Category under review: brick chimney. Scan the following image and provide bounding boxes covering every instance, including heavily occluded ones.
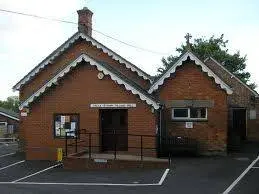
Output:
[77,7,93,36]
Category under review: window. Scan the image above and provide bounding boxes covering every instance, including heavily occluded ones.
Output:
[249,109,256,120]
[173,108,189,119]
[0,122,7,126]
[172,108,207,120]
[7,125,14,134]
[54,114,79,138]
[190,108,207,118]
[0,122,7,133]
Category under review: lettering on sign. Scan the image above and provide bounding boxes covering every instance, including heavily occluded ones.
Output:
[90,104,136,108]
[94,159,108,163]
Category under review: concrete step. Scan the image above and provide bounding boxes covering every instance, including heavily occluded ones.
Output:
[63,155,169,170]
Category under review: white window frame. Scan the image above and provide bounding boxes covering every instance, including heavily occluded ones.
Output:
[172,108,189,120]
[0,122,7,126]
[7,125,14,134]
[172,108,208,121]
[249,109,256,120]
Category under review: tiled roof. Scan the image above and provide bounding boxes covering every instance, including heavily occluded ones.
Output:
[204,57,258,97]
[0,107,19,121]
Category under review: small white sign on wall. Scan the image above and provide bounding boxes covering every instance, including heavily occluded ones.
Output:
[249,109,256,120]
[21,108,29,117]
[185,122,193,128]
[21,112,27,117]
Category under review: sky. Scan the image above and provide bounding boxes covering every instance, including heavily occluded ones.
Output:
[0,0,259,100]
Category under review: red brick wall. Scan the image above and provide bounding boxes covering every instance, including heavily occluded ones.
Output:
[205,59,259,142]
[158,62,228,154]
[20,39,149,102]
[20,63,156,160]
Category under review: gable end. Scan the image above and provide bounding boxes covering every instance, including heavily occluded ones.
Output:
[13,32,151,91]
[148,51,233,95]
[19,54,159,110]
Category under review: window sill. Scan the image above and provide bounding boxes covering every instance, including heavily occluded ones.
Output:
[54,136,76,139]
[172,119,208,122]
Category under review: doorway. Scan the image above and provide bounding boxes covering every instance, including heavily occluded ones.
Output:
[228,108,247,151]
[100,109,128,151]
[232,109,247,140]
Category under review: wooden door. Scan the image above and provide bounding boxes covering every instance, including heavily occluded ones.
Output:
[228,108,247,151]
[100,109,128,151]
[233,109,246,140]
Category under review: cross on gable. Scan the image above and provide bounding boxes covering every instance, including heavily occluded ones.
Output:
[184,33,192,50]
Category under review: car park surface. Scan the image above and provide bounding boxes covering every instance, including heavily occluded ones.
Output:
[0,142,258,194]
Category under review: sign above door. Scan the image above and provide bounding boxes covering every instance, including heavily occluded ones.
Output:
[90,103,136,108]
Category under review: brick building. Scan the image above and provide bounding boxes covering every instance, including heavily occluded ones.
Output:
[13,7,259,160]
[0,107,19,137]
[205,58,259,149]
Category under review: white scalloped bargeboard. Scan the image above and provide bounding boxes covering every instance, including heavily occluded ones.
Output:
[148,52,233,95]
[14,33,151,91]
[19,54,159,110]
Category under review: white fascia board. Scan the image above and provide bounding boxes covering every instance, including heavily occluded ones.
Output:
[204,57,258,97]
[13,33,81,91]
[13,33,151,91]
[148,51,233,95]
[0,112,19,121]
[19,54,159,110]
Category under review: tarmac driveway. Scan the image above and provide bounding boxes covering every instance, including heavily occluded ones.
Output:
[0,142,258,194]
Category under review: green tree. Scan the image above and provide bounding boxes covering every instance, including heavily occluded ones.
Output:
[0,96,19,112]
[157,34,256,89]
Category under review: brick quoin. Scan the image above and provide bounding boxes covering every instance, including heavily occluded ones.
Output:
[158,61,228,154]
[21,62,156,160]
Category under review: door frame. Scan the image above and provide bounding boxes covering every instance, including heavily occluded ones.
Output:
[99,109,128,151]
[231,107,247,139]
[227,107,247,151]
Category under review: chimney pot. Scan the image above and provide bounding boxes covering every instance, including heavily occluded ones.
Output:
[77,7,93,36]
